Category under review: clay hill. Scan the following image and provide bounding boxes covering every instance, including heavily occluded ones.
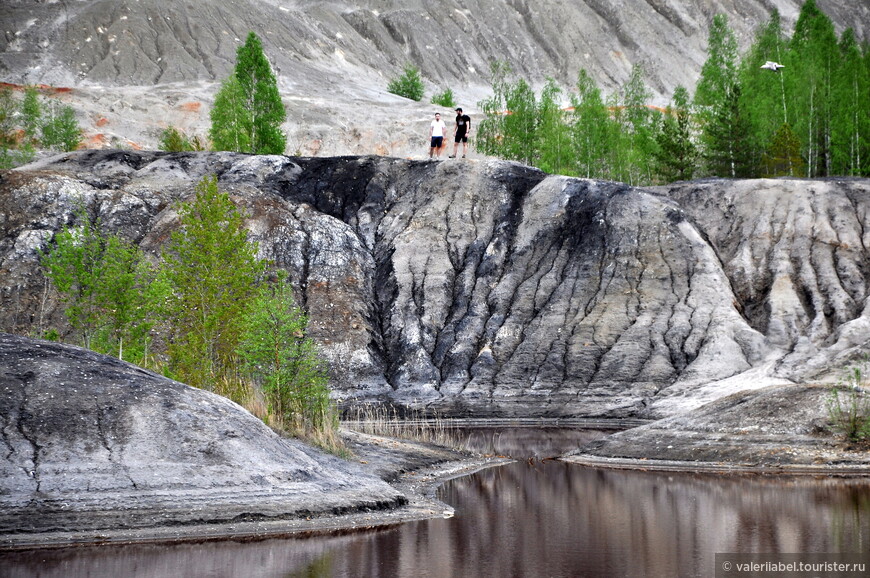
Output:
[3,150,870,419]
[4,0,870,545]
[1,0,868,155]
[0,331,405,541]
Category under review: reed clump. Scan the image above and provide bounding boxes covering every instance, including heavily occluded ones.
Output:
[343,403,467,450]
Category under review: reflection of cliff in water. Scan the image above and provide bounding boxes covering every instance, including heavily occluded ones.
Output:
[454,425,613,457]
[3,428,869,577]
[432,462,870,577]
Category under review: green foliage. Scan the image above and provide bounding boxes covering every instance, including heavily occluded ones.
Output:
[537,79,572,175]
[387,64,425,102]
[476,62,540,166]
[21,86,42,143]
[618,63,658,185]
[161,175,266,390]
[702,84,755,177]
[41,328,60,342]
[39,176,339,444]
[0,86,16,145]
[501,78,538,165]
[210,31,286,154]
[695,14,739,110]
[831,29,869,176]
[695,14,747,177]
[738,10,790,168]
[0,144,35,170]
[41,102,82,152]
[570,69,615,178]
[430,88,456,108]
[0,86,82,166]
[209,75,251,153]
[654,86,697,182]
[41,207,159,363]
[788,0,840,177]
[0,87,34,168]
[218,8,870,180]
[762,122,804,177]
[236,32,287,154]
[237,273,336,438]
[827,362,870,442]
[159,125,204,152]
[476,62,665,182]
[476,61,513,159]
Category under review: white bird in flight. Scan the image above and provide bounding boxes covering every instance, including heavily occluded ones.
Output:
[760,61,785,71]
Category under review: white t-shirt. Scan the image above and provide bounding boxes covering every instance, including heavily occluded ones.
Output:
[431,119,446,137]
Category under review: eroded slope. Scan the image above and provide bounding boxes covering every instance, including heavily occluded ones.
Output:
[7,152,859,418]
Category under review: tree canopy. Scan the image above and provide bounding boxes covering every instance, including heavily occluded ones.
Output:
[472,2,870,183]
[210,32,286,155]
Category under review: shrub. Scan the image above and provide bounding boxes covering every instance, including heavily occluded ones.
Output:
[387,64,425,101]
[41,102,83,152]
[159,125,204,152]
[431,88,456,108]
[237,273,338,445]
[827,363,870,442]
[41,207,161,362]
[0,85,83,165]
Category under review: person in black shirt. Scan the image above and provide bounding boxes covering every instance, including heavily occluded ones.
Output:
[449,108,471,158]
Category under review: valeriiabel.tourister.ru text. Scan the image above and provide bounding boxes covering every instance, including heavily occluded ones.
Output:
[715,553,868,577]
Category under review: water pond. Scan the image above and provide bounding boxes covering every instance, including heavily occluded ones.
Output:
[4,427,870,577]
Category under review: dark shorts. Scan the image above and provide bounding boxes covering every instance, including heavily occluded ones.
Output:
[454,132,468,143]
[430,136,444,148]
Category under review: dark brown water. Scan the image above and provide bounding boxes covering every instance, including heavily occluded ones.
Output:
[4,427,870,578]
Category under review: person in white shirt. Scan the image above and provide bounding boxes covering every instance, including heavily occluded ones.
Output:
[429,113,447,158]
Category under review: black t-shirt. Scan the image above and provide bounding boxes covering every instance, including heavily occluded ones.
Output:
[455,114,471,135]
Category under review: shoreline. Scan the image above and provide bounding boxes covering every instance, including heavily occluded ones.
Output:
[0,432,511,552]
[7,415,870,551]
[564,453,870,476]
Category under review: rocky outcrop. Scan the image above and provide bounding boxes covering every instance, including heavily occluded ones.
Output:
[0,331,404,539]
[566,384,870,473]
[4,152,870,419]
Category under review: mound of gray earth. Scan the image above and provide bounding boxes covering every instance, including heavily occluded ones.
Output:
[4,0,867,94]
[567,384,870,473]
[0,332,404,540]
[0,151,870,419]
[1,0,867,155]
[4,152,870,420]
[0,150,779,419]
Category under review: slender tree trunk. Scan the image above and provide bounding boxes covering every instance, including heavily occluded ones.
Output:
[807,86,815,178]
[779,72,788,127]
[853,78,860,176]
